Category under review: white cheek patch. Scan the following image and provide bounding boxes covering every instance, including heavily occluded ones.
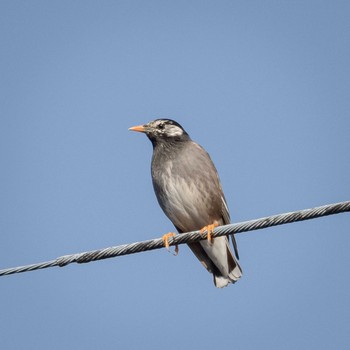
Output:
[166,125,183,137]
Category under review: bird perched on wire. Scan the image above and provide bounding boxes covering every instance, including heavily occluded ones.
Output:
[129,119,242,288]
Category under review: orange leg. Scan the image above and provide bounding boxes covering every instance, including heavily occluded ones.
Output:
[162,232,179,255]
[200,222,219,243]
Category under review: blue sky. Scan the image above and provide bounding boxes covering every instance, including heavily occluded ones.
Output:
[1,1,349,349]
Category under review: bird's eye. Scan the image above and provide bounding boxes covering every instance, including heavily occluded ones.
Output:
[158,123,165,130]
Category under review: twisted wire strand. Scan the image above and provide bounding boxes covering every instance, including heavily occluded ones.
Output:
[1,200,349,277]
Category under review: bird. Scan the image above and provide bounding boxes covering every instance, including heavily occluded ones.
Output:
[129,119,242,287]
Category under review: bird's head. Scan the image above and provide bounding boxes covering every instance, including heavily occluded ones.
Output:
[129,119,190,145]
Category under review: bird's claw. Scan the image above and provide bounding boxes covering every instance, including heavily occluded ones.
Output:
[162,232,179,256]
[200,222,219,243]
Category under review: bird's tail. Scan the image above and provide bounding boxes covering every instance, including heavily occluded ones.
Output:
[205,236,243,288]
[188,236,242,288]
[213,252,242,288]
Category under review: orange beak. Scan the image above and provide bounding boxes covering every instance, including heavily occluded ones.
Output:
[129,125,146,133]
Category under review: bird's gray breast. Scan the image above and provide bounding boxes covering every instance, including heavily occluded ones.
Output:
[151,141,223,232]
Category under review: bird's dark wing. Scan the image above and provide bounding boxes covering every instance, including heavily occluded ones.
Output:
[221,194,239,260]
[192,142,240,260]
[217,167,239,259]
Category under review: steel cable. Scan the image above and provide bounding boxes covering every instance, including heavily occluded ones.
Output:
[0,200,349,277]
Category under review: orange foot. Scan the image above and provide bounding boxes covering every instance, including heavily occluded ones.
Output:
[200,222,219,243]
[162,232,179,256]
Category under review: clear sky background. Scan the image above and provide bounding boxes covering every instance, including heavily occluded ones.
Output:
[1,1,349,349]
